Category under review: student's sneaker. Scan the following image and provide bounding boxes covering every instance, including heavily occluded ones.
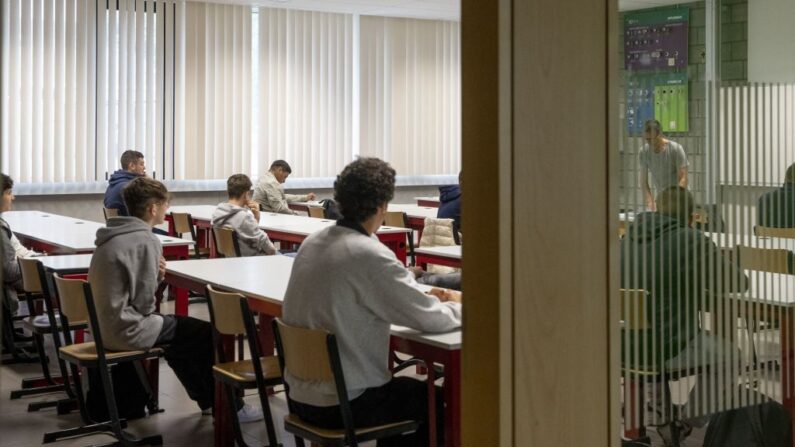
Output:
[237,404,263,423]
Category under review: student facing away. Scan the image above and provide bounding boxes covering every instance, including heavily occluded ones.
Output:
[212,174,278,256]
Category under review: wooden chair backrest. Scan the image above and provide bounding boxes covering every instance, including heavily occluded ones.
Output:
[213,227,240,258]
[17,257,44,293]
[171,212,193,236]
[756,226,795,239]
[274,318,334,382]
[620,289,649,331]
[52,274,88,323]
[103,207,119,221]
[307,207,325,219]
[206,286,246,336]
[384,211,407,228]
[738,245,791,274]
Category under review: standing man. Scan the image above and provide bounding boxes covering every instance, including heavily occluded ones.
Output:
[104,150,146,216]
[757,162,795,229]
[639,120,688,211]
[253,160,316,215]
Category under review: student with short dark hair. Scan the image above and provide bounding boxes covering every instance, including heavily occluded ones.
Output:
[1,173,23,315]
[252,160,316,214]
[212,174,277,256]
[89,177,262,421]
[283,157,461,446]
[757,163,795,228]
[103,150,146,215]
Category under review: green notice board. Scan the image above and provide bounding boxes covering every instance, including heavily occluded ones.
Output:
[653,73,688,133]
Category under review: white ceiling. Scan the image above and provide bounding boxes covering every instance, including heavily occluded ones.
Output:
[183,0,687,21]
[184,0,460,21]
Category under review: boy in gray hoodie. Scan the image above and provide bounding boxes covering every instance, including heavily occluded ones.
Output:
[212,174,277,256]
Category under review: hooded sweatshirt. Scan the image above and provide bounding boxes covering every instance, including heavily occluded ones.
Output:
[620,212,748,367]
[211,203,277,256]
[88,217,164,351]
[757,182,795,228]
[103,170,142,216]
[437,185,462,232]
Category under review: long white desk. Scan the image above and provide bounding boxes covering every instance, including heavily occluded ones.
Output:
[709,232,795,252]
[163,256,461,447]
[2,211,193,257]
[415,245,462,269]
[167,205,411,264]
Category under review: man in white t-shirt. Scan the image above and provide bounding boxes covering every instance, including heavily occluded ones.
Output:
[639,119,688,211]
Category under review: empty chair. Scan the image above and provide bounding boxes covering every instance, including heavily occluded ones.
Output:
[272,318,423,447]
[206,285,282,447]
[737,246,793,274]
[44,274,163,446]
[170,212,210,259]
[308,206,325,219]
[213,226,242,258]
[103,207,119,222]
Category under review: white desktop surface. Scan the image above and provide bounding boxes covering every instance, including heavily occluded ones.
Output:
[415,196,440,203]
[726,271,795,307]
[414,245,462,259]
[165,255,461,349]
[709,232,795,252]
[38,254,94,272]
[3,211,192,252]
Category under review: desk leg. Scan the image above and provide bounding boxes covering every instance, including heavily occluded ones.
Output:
[623,377,645,439]
[781,309,795,447]
[174,287,189,317]
[257,314,275,356]
[444,350,461,447]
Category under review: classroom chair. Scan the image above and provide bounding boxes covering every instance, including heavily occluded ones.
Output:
[103,207,119,222]
[384,211,416,266]
[272,318,424,447]
[737,245,793,274]
[11,258,81,413]
[206,285,282,447]
[1,287,39,364]
[308,206,325,219]
[170,212,210,259]
[620,288,709,447]
[213,226,242,258]
[755,226,795,239]
[43,275,163,446]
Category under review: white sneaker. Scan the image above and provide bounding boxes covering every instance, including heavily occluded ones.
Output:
[237,404,263,423]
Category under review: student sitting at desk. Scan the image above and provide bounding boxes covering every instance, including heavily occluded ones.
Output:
[89,177,263,422]
[437,170,462,234]
[212,174,278,256]
[104,150,146,216]
[283,157,462,447]
[757,162,795,229]
[1,173,23,315]
[253,160,316,215]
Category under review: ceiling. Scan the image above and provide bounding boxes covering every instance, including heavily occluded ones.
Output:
[184,0,689,21]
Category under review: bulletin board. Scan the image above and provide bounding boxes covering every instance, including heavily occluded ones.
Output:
[624,8,689,71]
[626,72,689,135]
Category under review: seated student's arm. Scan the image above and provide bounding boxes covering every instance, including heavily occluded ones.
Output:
[263,182,297,215]
[285,192,316,203]
[1,230,22,285]
[362,255,462,333]
[239,211,277,255]
[10,233,41,258]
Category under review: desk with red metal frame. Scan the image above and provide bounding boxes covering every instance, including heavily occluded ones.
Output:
[415,245,462,270]
[163,256,462,447]
[388,204,439,243]
[415,196,440,208]
[167,205,411,264]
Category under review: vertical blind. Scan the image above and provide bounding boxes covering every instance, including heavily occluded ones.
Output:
[359,16,461,176]
[256,8,354,178]
[175,2,251,180]
[1,1,461,184]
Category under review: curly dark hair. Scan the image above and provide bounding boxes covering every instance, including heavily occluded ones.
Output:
[1,173,12,193]
[334,157,396,222]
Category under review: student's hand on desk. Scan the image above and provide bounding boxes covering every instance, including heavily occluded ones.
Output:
[158,255,166,282]
[428,288,462,304]
[307,192,317,201]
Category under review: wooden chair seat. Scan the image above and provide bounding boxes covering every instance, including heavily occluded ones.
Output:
[284,414,419,444]
[59,343,163,366]
[212,356,281,385]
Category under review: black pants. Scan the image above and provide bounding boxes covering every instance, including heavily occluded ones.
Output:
[156,315,215,410]
[291,377,444,447]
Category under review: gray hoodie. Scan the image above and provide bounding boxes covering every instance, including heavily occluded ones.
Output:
[88,217,164,351]
[211,203,277,256]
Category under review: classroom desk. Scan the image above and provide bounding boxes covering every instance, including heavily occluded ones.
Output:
[709,232,795,252]
[2,211,193,260]
[415,245,462,269]
[415,196,440,208]
[167,205,411,264]
[163,256,462,447]
[388,204,439,241]
[287,200,321,214]
[725,272,795,447]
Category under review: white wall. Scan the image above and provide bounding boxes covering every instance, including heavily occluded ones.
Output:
[748,0,795,83]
